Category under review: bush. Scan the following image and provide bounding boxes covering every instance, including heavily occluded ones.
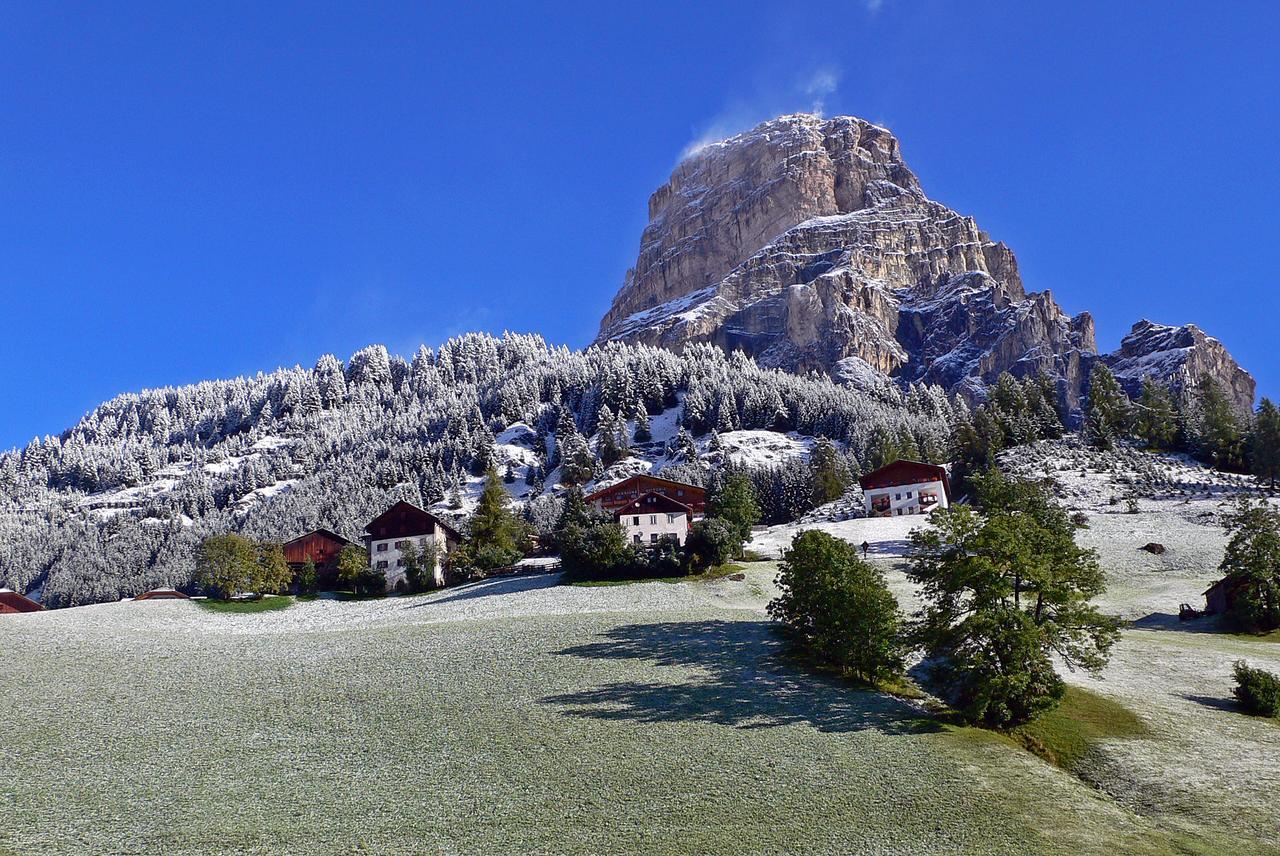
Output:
[295,558,318,595]
[1233,660,1280,717]
[683,518,739,574]
[768,530,903,683]
[559,521,640,583]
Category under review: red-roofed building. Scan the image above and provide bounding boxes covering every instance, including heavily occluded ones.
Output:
[134,588,190,601]
[858,460,951,517]
[0,588,44,614]
[283,528,353,589]
[614,491,695,546]
[587,474,706,516]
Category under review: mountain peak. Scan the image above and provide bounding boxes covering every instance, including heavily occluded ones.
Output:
[595,114,1254,419]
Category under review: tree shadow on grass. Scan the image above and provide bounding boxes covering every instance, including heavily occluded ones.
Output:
[1130,612,1224,633]
[404,572,561,607]
[1180,693,1240,714]
[543,619,941,735]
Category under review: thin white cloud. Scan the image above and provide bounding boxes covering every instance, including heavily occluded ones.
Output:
[863,0,886,13]
[679,65,846,162]
[803,67,841,116]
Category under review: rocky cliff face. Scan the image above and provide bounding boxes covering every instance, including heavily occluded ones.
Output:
[1103,320,1256,413]
[595,114,1253,417]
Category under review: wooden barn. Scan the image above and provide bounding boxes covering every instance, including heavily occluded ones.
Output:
[134,588,190,601]
[859,459,951,518]
[1203,575,1251,616]
[0,588,44,614]
[283,528,353,588]
[587,474,706,516]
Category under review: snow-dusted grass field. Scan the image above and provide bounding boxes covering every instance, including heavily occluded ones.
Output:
[3,440,1279,854]
[0,572,1238,856]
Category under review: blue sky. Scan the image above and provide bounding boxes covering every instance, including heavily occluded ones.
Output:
[1,1,1277,450]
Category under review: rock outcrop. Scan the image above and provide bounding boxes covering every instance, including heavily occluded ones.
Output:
[1103,320,1255,413]
[595,114,1252,417]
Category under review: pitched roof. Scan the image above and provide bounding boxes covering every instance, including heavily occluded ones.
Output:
[613,491,694,518]
[0,588,44,612]
[586,473,705,502]
[134,588,190,601]
[858,459,951,499]
[283,528,353,548]
[364,500,462,542]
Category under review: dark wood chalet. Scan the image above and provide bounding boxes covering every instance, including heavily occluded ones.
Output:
[586,474,706,515]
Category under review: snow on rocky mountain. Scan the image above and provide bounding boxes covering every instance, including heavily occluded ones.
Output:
[596,113,1255,417]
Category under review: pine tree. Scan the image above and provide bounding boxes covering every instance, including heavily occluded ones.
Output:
[1192,377,1246,471]
[707,471,761,544]
[596,404,622,468]
[810,438,852,506]
[1134,379,1179,450]
[673,427,698,464]
[1250,398,1280,488]
[634,405,652,444]
[1084,363,1132,450]
[455,467,527,574]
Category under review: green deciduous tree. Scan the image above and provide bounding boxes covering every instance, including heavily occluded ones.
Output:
[198,534,292,599]
[337,543,382,595]
[907,473,1120,727]
[256,541,293,595]
[197,533,259,600]
[559,518,637,583]
[769,530,903,683]
[296,556,318,595]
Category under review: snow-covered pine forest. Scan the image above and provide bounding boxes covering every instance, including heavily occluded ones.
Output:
[0,333,1008,607]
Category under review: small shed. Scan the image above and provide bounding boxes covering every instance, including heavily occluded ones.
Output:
[0,588,45,614]
[134,588,190,601]
[1203,575,1249,616]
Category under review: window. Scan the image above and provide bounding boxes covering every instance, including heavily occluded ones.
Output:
[650,533,659,543]
[376,560,388,570]
[677,489,684,496]
[650,515,657,525]
[633,516,640,526]
[396,559,404,567]
[419,538,429,547]
[906,491,913,498]
[395,540,408,549]
[376,543,388,553]
[633,535,642,544]
[668,513,677,524]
